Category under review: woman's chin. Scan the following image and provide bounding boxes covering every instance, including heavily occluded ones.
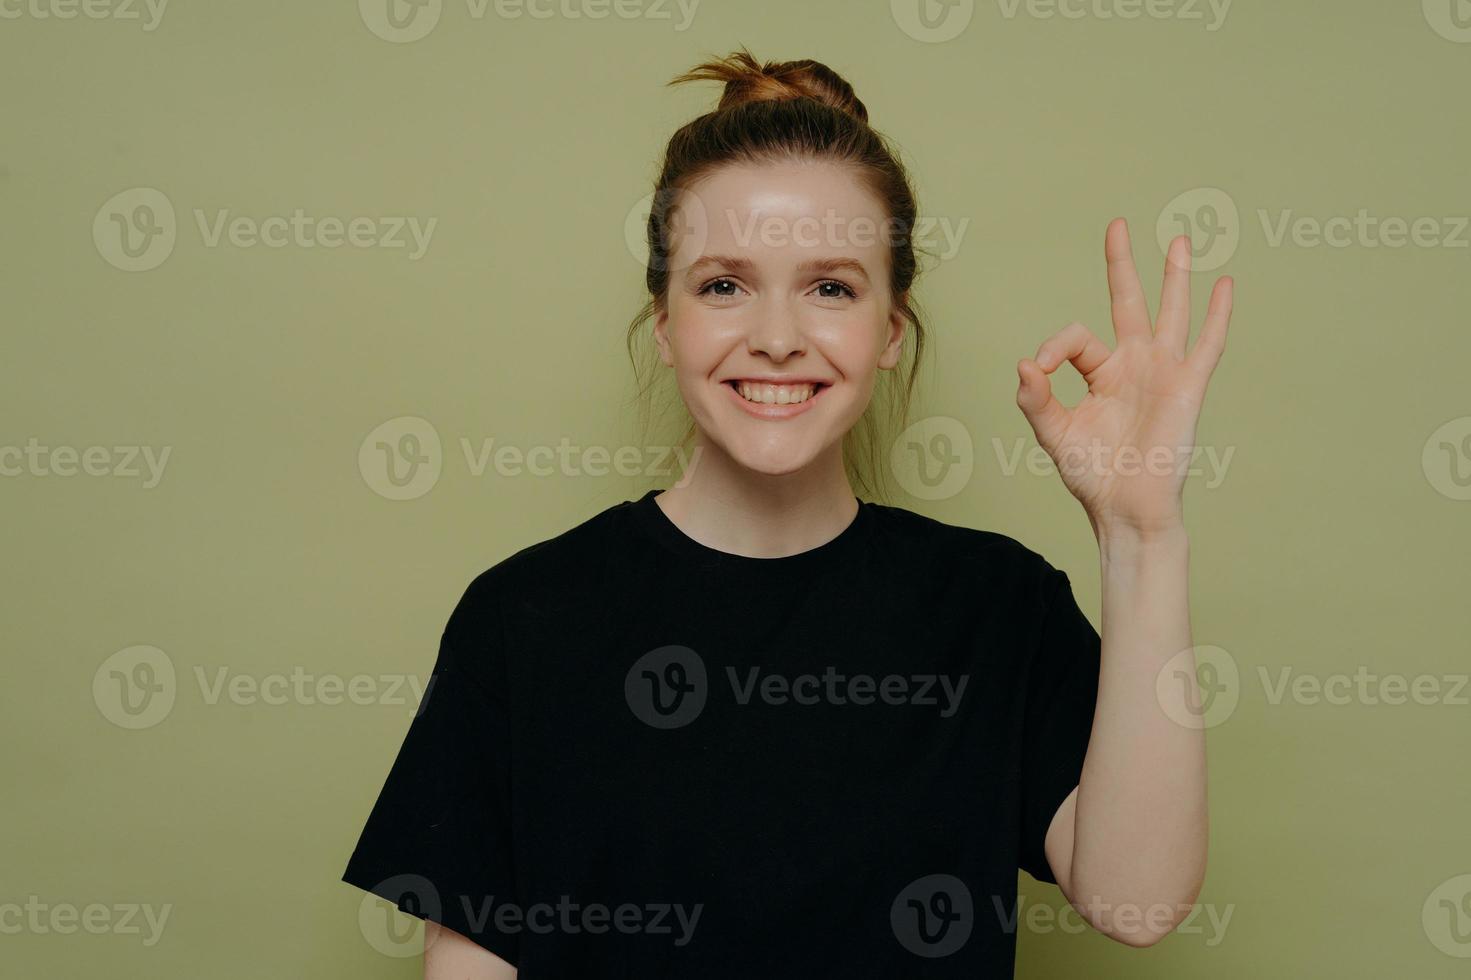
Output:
[722,440,828,478]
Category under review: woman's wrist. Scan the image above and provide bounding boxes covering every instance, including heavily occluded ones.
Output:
[1090,514,1190,565]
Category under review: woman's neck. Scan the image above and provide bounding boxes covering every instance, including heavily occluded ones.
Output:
[652,441,859,559]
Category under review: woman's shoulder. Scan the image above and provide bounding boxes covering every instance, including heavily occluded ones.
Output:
[863,499,1065,585]
[448,495,647,610]
[864,498,1043,558]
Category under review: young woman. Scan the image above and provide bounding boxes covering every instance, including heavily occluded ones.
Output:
[342,47,1229,979]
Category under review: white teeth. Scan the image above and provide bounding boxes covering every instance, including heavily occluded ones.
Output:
[735,382,818,405]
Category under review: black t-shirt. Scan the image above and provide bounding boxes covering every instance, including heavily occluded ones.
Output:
[341,489,1101,977]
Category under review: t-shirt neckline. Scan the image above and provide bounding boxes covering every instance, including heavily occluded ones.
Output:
[630,488,871,574]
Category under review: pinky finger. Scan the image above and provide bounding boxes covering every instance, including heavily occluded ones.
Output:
[1189,276,1234,378]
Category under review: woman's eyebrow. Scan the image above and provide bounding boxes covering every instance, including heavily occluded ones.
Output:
[797,257,870,282]
[685,254,756,280]
[684,254,871,282]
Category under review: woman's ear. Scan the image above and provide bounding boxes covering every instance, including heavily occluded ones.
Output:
[877,301,907,370]
[653,305,674,367]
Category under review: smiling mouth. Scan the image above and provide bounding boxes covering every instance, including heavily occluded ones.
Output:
[726,380,830,405]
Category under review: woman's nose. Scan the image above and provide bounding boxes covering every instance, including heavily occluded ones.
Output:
[745,298,806,360]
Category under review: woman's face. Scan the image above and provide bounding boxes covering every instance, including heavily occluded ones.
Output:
[653,159,907,478]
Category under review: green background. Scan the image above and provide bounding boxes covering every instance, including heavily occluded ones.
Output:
[3,0,1469,976]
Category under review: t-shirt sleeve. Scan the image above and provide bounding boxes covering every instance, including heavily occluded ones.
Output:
[340,578,519,964]
[1017,565,1102,885]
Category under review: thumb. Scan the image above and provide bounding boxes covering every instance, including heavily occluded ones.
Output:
[1015,358,1068,452]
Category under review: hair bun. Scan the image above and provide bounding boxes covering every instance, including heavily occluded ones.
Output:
[669,46,869,124]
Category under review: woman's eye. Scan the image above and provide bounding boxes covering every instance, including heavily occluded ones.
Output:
[698,278,743,298]
[815,280,857,300]
[696,278,856,300]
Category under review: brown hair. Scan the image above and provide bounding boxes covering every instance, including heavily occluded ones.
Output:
[625,46,932,502]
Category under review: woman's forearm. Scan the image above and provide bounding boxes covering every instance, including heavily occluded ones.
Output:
[1067,520,1209,945]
